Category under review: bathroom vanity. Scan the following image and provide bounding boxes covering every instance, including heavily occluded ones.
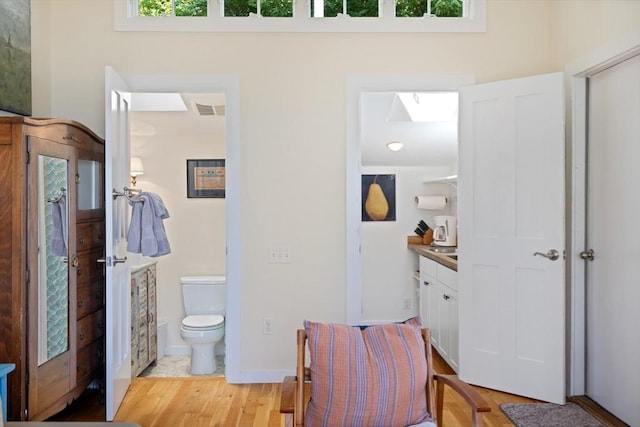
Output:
[130,262,158,377]
[0,118,105,420]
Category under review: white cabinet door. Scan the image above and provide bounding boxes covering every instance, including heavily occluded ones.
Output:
[419,256,437,331]
[419,255,459,372]
[438,283,459,372]
[436,283,451,361]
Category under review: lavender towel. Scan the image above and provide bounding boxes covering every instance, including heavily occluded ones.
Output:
[126,192,171,257]
[50,194,68,256]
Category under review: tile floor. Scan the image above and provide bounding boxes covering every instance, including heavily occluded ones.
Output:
[140,355,225,377]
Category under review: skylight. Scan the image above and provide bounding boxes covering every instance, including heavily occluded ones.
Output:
[387,91,459,122]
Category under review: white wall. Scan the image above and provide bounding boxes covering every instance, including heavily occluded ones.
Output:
[549,0,640,69]
[28,0,639,375]
[129,111,227,355]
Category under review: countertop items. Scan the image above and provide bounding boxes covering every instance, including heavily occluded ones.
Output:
[408,244,458,271]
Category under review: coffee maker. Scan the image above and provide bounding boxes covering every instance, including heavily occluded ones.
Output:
[432,215,457,246]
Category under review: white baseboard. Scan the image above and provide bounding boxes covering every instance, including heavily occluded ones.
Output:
[227,370,295,384]
[161,346,293,383]
[164,345,191,356]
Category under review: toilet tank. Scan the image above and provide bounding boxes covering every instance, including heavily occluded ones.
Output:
[181,276,226,316]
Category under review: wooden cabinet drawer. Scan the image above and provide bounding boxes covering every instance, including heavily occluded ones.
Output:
[76,339,104,380]
[76,249,104,285]
[27,123,100,151]
[77,279,104,319]
[77,309,104,348]
[77,221,105,251]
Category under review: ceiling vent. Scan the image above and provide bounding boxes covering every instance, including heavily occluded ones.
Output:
[195,103,226,116]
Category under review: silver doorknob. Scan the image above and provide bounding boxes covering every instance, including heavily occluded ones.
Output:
[533,249,560,261]
[580,249,595,261]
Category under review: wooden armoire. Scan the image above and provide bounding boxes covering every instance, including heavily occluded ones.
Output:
[0,117,106,421]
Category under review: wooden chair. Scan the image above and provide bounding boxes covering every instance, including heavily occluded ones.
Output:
[280,328,491,427]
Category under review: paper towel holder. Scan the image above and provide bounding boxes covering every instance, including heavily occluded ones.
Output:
[414,195,448,210]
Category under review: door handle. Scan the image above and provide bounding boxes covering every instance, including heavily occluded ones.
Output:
[533,249,559,261]
[96,256,127,266]
[580,249,595,261]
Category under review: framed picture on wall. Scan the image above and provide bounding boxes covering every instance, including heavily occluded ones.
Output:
[361,174,396,221]
[187,159,225,198]
[0,0,32,115]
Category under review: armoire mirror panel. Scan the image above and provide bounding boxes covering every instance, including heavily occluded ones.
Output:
[77,159,104,211]
[37,155,70,366]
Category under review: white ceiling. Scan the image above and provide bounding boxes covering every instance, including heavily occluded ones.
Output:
[130,93,226,139]
[129,91,458,169]
[360,91,458,167]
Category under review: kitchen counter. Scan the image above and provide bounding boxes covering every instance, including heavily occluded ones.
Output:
[408,244,458,271]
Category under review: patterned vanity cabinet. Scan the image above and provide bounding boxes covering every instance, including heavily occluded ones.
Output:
[130,262,158,377]
[0,118,105,420]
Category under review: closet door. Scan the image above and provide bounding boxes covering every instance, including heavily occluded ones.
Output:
[586,54,640,426]
[26,137,77,420]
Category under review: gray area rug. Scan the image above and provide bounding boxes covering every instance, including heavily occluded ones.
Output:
[500,402,603,427]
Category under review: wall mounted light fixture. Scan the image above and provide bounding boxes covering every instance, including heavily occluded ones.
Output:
[130,157,144,186]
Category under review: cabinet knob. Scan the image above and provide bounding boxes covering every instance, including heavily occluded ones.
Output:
[77,299,83,308]
[79,332,85,340]
[443,294,451,301]
[79,235,84,244]
[423,281,431,286]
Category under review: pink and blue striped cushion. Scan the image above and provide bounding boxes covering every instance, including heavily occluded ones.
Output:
[304,317,433,427]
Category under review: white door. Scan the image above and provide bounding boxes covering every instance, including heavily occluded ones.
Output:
[586,54,640,426]
[458,73,565,403]
[104,66,133,420]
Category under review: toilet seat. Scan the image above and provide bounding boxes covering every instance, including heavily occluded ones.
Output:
[182,314,224,331]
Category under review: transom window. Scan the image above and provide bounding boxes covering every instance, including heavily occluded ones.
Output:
[136,0,462,18]
[114,0,485,32]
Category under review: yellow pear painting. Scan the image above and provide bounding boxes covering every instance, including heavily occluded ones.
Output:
[362,174,395,221]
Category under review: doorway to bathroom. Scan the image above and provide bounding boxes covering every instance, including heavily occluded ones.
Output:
[103,70,242,418]
[129,92,228,378]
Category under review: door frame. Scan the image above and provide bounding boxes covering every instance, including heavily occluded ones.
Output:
[346,74,474,325]
[108,72,243,383]
[566,29,640,396]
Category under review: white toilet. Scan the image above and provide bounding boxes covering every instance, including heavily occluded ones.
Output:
[180,275,226,375]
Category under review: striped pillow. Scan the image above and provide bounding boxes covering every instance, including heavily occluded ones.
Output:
[303,317,432,427]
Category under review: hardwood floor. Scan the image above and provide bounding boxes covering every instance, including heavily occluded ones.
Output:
[50,351,627,426]
[115,378,283,427]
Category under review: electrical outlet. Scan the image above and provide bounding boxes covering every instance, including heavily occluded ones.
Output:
[268,248,291,264]
[402,297,411,310]
[263,317,273,335]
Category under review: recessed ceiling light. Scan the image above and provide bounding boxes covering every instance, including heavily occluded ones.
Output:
[386,141,404,152]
